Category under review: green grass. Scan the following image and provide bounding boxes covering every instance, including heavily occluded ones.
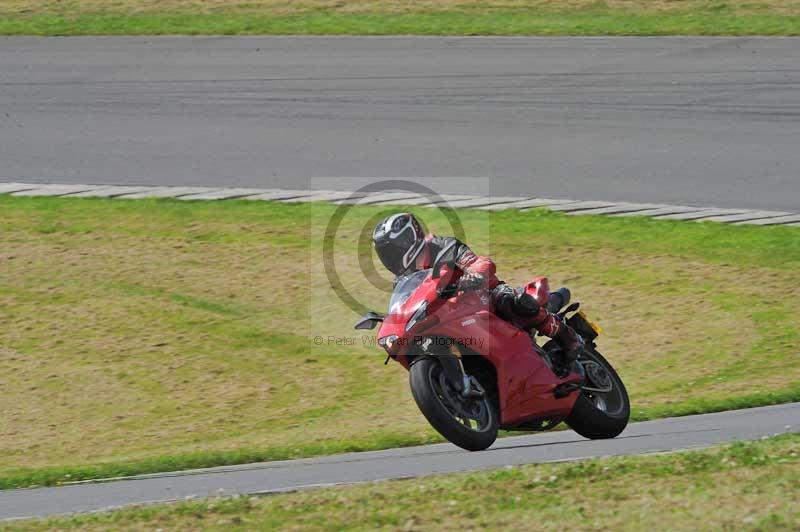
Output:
[0,195,798,490]
[7,433,799,531]
[1,0,799,36]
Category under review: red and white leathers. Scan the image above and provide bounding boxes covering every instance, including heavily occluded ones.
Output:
[413,235,499,287]
[411,235,566,339]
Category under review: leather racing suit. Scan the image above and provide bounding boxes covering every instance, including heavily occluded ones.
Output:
[410,235,584,375]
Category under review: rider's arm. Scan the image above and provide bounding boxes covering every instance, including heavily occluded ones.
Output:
[427,236,499,289]
[455,246,499,289]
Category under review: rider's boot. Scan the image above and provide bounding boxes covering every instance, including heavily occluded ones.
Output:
[513,293,583,377]
[493,286,584,377]
[550,321,585,378]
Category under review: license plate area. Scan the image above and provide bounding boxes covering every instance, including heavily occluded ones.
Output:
[567,310,602,340]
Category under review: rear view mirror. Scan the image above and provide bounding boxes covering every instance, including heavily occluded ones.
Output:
[354,311,385,330]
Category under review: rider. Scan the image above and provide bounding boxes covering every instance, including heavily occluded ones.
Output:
[372,212,584,377]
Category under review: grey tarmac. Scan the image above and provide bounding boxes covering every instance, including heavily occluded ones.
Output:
[1,37,799,211]
[1,403,797,521]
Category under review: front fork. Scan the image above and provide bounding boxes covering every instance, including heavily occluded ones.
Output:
[436,354,485,399]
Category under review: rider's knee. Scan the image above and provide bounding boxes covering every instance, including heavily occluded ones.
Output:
[513,291,541,317]
[491,284,516,321]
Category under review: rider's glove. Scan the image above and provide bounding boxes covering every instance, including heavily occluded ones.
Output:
[458,273,485,291]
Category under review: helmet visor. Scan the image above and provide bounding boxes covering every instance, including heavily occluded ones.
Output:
[375,241,413,276]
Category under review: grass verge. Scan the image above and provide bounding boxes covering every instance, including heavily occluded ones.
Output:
[0,195,798,489]
[6,433,799,531]
[1,0,799,36]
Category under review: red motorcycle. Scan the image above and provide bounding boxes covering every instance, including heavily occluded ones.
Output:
[356,243,630,451]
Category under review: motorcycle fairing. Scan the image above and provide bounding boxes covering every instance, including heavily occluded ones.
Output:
[378,272,578,427]
[427,302,579,426]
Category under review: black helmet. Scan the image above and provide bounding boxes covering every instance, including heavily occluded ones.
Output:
[373,213,425,276]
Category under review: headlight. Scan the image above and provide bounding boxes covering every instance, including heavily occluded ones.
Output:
[378,335,398,350]
[405,301,428,332]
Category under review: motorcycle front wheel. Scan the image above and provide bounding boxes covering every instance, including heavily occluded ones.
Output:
[566,347,630,439]
[409,357,498,451]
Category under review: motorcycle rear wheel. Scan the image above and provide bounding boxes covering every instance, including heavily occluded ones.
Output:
[566,347,630,439]
[409,357,498,451]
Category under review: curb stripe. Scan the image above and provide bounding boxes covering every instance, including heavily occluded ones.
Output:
[735,214,800,226]
[611,205,709,217]
[548,201,620,213]
[176,188,274,201]
[480,198,579,211]
[694,210,794,224]
[12,184,99,197]
[1,183,798,227]
[0,183,40,194]
[437,196,525,208]
[565,203,664,216]
[651,208,751,221]
[69,186,163,198]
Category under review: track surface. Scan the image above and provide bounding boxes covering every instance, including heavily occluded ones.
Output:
[1,36,799,211]
[1,402,797,521]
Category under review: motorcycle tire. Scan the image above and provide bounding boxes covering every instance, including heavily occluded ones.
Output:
[566,347,630,439]
[409,357,498,451]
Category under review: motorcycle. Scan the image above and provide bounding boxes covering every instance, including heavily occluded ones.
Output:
[355,242,630,451]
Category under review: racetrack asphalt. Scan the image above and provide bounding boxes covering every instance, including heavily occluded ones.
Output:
[1,402,797,521]
[1,36,799,211]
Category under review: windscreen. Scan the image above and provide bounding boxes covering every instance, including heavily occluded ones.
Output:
[388,269,431,314]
